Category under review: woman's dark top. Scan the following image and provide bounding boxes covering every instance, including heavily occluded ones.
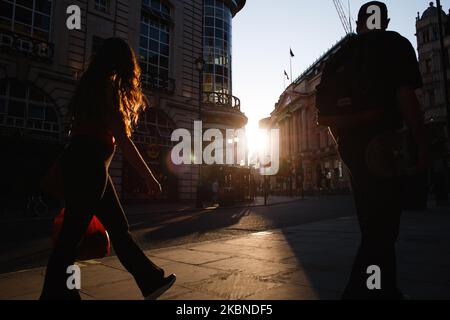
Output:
[71,121,116,146]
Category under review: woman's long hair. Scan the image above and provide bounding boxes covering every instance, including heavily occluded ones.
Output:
[69,37,148,137]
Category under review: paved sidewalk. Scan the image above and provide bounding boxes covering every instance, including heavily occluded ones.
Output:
[0,195,308,275]
[0,195,304,256]
[1,204,449,300]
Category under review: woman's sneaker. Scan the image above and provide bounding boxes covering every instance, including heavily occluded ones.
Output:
[144,274,176,300]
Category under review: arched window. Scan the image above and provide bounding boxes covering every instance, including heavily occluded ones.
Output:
[0,79,60,141]
[133,108,175,148]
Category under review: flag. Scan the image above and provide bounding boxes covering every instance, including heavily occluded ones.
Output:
[290,48,295,58]
[284,70,289,80]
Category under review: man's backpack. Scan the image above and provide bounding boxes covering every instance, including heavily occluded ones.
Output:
[315,33,391,126]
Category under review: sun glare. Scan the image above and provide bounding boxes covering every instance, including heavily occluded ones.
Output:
[245,122,269,163]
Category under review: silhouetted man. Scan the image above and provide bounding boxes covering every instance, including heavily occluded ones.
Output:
[317,1,427,299]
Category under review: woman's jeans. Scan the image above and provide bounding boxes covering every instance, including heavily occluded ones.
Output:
[40,135,163,299]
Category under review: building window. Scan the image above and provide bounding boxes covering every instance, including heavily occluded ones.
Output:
[94,0,110,13]
[425,58,432,74]
[142,0,170,16]
[432,26,439,41]
[0,0,52,41]
[0,79,60,140]
[139,0,171,89]
[203,0,233,96]
[134,108,175,147]
[423,29,430,44]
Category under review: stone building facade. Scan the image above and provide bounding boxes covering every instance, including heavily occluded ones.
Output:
[416,2,450,130]
[261,37,351,194]
[0,0,247,211]
[415,2,450,168]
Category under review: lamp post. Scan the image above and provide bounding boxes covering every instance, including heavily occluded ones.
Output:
[287,159,293,197]
[195,57,205,208]
[195,57,205,120]
[299,159,305,200]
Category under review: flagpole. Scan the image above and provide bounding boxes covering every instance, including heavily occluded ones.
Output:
[289,53,293,84]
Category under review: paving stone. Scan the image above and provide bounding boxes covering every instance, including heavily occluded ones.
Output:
[281,251,355,272]
[5,292,39,300]
[149,248,231,265]
[398,263,450,285]
[202,257,298,277]
[399,278,450,300]
[276,267,348,293]
[100,255,173,271]
[188,272,281,300]
[228,245,297,262]
[248,231,289,242]
[223,237,283,248]
[162,262,222,285]
[167,290,223,300]
[83,278,143,300]
[0,268,45,299]
[78,264,133,289]
[188,242,243,255]
[158,285,192,300]
[6,291,94,300]
[246,284,339,300]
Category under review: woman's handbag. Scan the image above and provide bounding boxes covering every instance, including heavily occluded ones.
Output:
[52,208,111,260]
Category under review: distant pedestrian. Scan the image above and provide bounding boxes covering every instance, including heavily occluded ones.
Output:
[212,179,219,203]
[315,165,323,196]
[317,1,427,299]
[40,38,175,300]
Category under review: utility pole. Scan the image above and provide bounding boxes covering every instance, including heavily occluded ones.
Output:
[195,57,205,208]
[264,175,268,206]
[436,0,450,139]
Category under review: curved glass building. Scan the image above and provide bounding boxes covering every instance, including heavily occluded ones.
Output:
[203,0,245,106]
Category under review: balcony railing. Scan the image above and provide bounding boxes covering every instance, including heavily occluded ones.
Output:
[141,73,175,94]
[0,30,54,63]
[203,92,241,111]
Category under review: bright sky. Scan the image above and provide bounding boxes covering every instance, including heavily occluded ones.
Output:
[233,0,450,156]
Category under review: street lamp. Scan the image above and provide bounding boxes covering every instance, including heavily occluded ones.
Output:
[195,57,205,208]
[195,57,205,120]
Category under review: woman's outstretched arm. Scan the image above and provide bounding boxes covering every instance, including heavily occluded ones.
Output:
[104,82,161,195]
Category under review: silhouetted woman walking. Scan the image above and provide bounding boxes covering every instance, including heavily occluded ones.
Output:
[40,38,175,300]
